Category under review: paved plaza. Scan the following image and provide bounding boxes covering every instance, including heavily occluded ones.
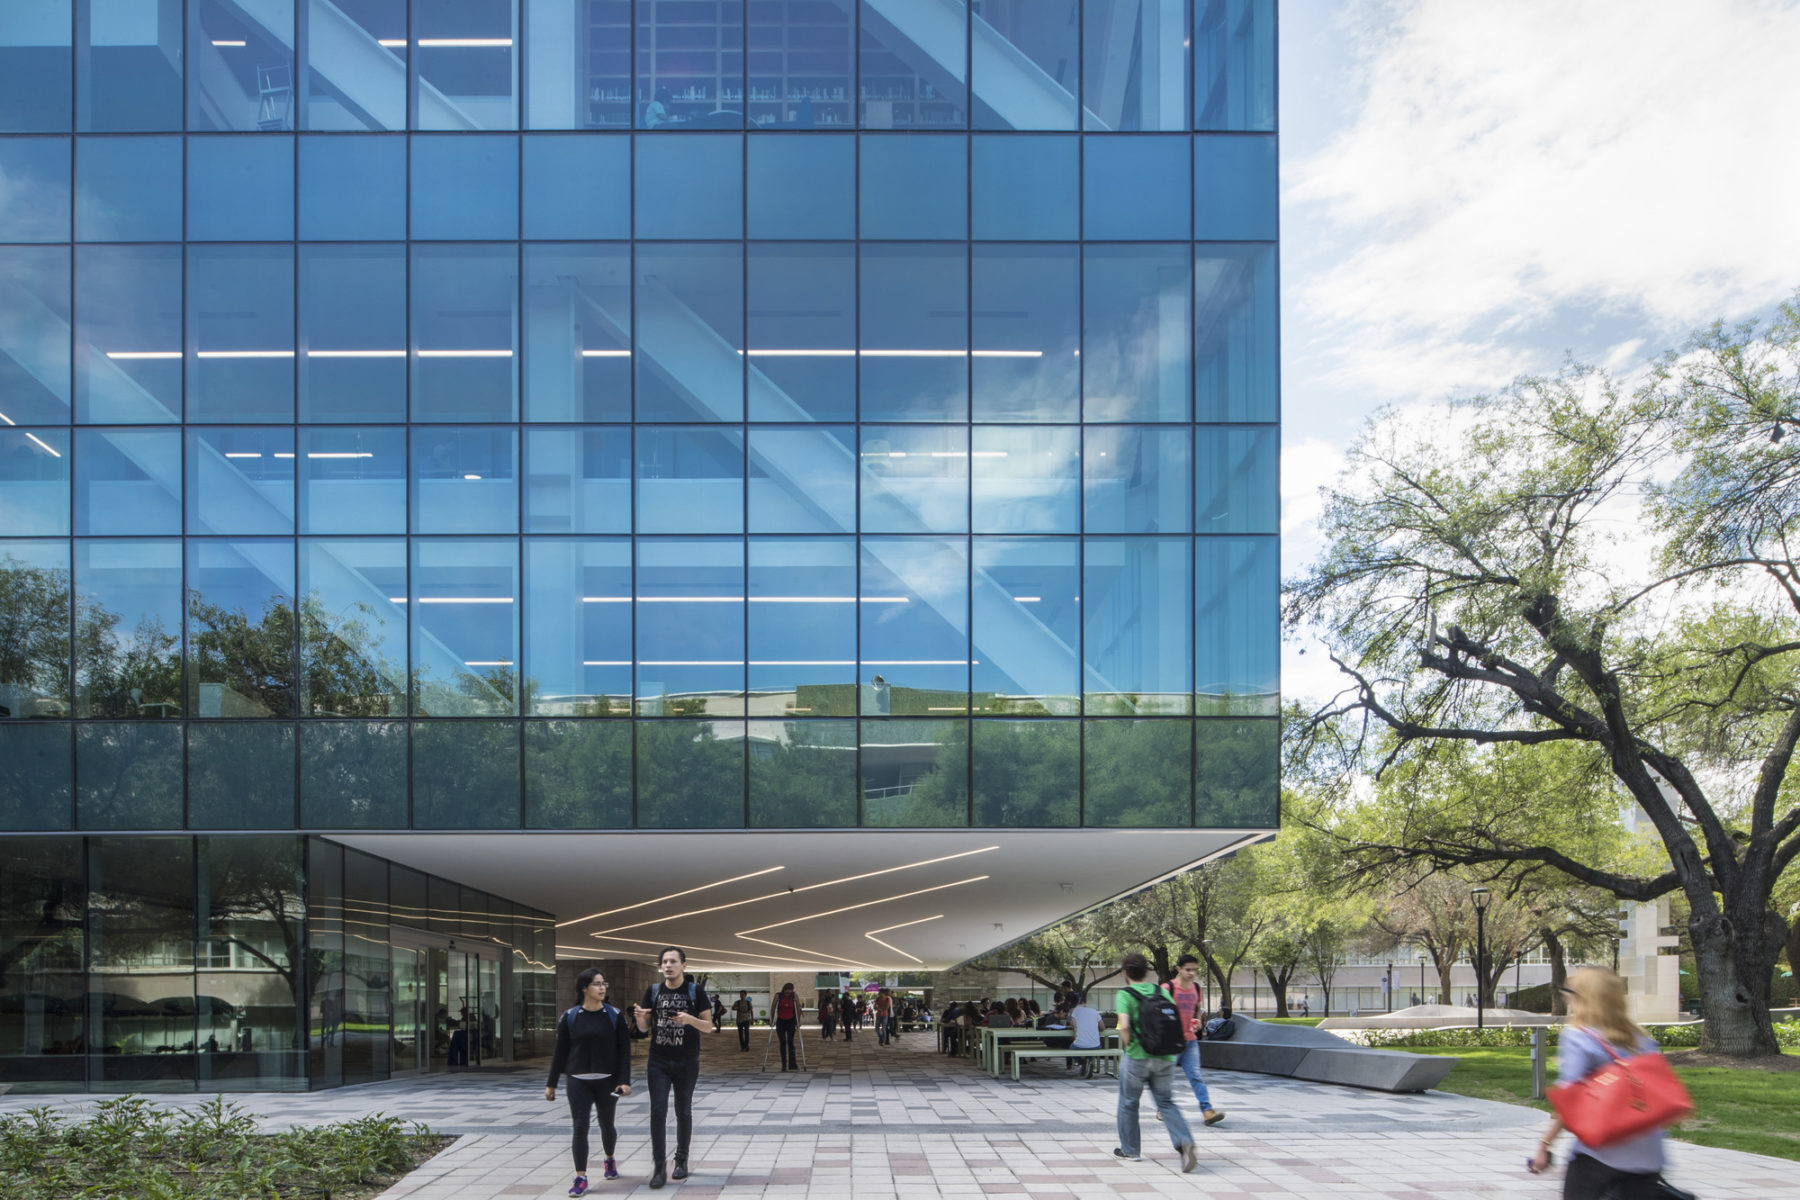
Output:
[2,1030,1788,1199]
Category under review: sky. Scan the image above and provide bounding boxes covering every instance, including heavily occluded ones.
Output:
[1274,0,1800,702]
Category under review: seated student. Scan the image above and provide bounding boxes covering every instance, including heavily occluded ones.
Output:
[1068,992,1104,1075]
[986,1003,1013,1028]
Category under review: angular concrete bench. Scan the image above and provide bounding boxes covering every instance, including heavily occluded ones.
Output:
[1197,1017,1456,1094]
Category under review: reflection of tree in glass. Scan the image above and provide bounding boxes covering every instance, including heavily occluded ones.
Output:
[750,722,856,827]
[203,837,306,1048]
[866,722,968,827]
[1085,720,1190,826]
[0,841,84,1050]
[0,557,72,716]
[637,721,743,829]
[972,722,1078,826]
[526,721,632,828]
[1195,720,1278,827]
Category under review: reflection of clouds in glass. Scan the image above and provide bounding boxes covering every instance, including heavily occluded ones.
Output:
[0,154,68,242]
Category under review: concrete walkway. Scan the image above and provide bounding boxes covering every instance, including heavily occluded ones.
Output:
[2,1030,1788,1198]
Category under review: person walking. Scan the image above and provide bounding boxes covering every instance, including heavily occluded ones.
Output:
[631,947,717,1189]
[874,989,893,1045]
[1162,954,1226,1126]
[819,994,837,1041]
[546,969,633,1197]
[840,991,855,1040]
[773,982,801,1070]
[1528,966,1679,1198]
[732,990,754,1051]
[1113,951,1199,1173]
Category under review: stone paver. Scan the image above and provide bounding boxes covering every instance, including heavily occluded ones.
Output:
[0,1029,1786,1198]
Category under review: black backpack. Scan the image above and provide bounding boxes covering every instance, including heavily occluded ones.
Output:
[1131,985,1186,1057]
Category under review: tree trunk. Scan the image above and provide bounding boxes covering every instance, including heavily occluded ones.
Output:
[1266,972,1290,1017]
[1542,927,1569,1017]
[1692,897,1782,1057]
[1785,915,1800,1007]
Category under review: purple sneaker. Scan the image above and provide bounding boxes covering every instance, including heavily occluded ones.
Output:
[568,1176,589,1197]
[603,1158,620,1181]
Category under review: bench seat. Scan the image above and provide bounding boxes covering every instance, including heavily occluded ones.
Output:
[1009,1046,1121,1081]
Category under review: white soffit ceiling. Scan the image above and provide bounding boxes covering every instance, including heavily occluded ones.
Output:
[332,828,1274,971]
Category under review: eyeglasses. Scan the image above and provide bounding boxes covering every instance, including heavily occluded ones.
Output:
[1556,985,1578,997]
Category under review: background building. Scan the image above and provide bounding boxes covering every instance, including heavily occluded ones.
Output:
[0,0,1279,1090]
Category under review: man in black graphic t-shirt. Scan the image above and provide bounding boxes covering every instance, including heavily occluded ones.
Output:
[632,947,715,1189]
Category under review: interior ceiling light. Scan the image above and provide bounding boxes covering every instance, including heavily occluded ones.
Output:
[25,433,61,458]
[736,876,990,937]
[585,933,865,970]
[416,37,514,47]
[105,351,182,360]
[308,349,406,358]
[416,349,512,357]
[196,350,293,358]
[865,914,942,963]
[210,40,246,46]
[557,865,787,927]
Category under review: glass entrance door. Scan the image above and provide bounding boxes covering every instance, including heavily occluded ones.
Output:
[418,943,501,1072]
[392,947,427,1074]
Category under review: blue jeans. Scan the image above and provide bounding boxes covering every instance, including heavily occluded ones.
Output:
[1116,1053,1193,1157]
[1176,1039,1213,1109]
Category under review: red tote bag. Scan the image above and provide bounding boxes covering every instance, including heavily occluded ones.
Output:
[1547,1035,1694,1148]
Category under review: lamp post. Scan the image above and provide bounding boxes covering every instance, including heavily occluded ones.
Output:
[1471,887,1491,1029]
[1418,952,1427,1007]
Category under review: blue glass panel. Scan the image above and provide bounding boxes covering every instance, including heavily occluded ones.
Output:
[1083,245,1189,422]
[748,243,854,421]
[523,0,612,128]
[302,0,405,131]
[971,1,1076,130]
[188,0,294,131]
[635,243,742,422]
[859,0,965,129]
[410,427,518,534]
[186,244,295,423]
[1084,719,1191,825]
[1195,243,1277,421]
[76,135,180,240]
[409,538,520,717]
[1084,425,1192,533]
[0,723,72,829]
[523,427,629,533]
[638,720,745,827]
[749,537,857,717]
[1196,425,1276,532]
[748,719,856,827]
[523,537,632,716]
[0,540,71,719]
[0,247,71,425]
[73,429,180,534]
[860,134,966,238]
[298,538,408,717]
[635,0,742,131]
[300,721,407,827]
[299,244,406,423]
[187,538,295,717]
[972,719,1077,825]
[74,245,181,424]
[1084,136,1189,239]
[186,135,295,240]
[526,721,632,826]
[522,135,629,237]
[297,136,405,239]
[0,429,69,535]
[1196,535,1277,715]
[860,538,968,713]
[635,537,744,716]
[0,137,70,240]
[971,426,1078,533]
[298,427,405,534]
[1195,134,1276,239]
[635,133,743,238]
[523,243,631,422]
[970,134,1076,241]
[1083,537,1191,714]
[746,134,854,238]
[861,718,966,826]
[1194,0,1276,132]
[412,135,519,239]
[413,721,521,827]
[0,3,72,132]
[747,426,856,533]
[188,723,295,827]
[637,426,744,533]
[860,424,967,534]
[411,245,519,421]
[971,537,1079,715]
[77,0,183,132]
[73,538,183,717]
[414,0,519,131]
[76,722,182,827]
[1083,0,1188,131]
[748,0,851,129]
[972,243,1078,421]
[859,244,966,421]
[1195,717,1278,826]
[186,428,295,534]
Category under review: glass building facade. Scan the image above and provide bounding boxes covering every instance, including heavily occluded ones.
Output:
[0,0,1277,1089]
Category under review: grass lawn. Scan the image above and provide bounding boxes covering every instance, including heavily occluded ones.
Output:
[1394,1045,1800,1162]
[1261,1017,1324,1026]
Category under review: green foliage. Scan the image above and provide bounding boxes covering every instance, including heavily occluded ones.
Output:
[1356,1020,1799,1050]
[0,1095,441,1200]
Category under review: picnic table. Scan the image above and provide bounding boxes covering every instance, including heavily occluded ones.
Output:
[979,1026,1121,1078]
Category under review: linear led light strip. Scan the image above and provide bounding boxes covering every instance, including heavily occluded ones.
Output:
[581,596,908,604]
[865,914,942,964]
[579,934,869,970]
[581,659,975,667]
[107,348,1045,359]
[226,451,372,459]
[734,877,987,959]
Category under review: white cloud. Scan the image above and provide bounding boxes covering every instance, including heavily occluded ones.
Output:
[1286,0,1800,397]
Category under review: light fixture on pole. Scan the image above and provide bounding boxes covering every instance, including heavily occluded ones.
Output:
[1470,887,1491,1029]
[1417,952,1427,1006]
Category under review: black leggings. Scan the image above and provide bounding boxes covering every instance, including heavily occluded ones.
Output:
[565,1077,618,1173]
[1563,1152,1666,1200]
[776,1017,798,1066]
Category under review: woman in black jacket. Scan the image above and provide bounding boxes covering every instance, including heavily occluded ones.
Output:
[546,969,634,1197]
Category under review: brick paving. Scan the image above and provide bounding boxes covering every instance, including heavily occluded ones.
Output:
[2,1028,1788,1198]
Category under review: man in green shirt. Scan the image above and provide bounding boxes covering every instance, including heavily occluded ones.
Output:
[1113,951,1198,1172]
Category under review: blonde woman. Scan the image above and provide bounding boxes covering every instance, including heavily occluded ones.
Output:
[1529,966,1671,1198]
